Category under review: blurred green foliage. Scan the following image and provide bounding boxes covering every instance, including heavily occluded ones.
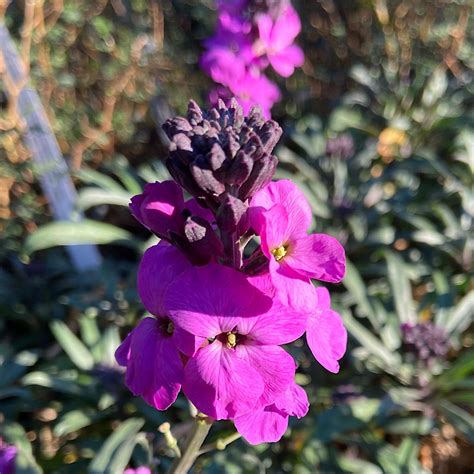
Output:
[0,0,473,473]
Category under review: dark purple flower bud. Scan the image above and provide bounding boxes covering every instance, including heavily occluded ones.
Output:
[225,150,254,185]
[239,153,278,201]
[216,193,248,233]
[163,98,282,204]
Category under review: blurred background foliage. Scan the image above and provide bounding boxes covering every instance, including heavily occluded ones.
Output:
[0,0,473,472]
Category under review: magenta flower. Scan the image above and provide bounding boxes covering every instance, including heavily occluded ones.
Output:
[124,468,151,474]
[307,287,347,373]
[130,180,213,239]
[0,440,16,474]
[201,1,303,116]
[255,4,304,77]
[130,181,184,238]
[165,265,306,420]
[249,273,347,373]
[234,381,309,444]
[227,71,281,119]
[115,243,198,410]
[200,48,248,88]
[130,181,222,264]
[249,180,345,301]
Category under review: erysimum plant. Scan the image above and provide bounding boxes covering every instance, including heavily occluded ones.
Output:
[115,99,346,472]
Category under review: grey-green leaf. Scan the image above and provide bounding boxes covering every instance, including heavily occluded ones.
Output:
[24,219,133,254]
[88,418,145,473]
[50,320,95,370]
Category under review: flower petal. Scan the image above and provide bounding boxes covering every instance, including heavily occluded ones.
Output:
[237,344,296,406]
[184,198,215,223]
[138,243,191,317]
[306,305,347,373]
[270,5,301,50]
[183,341,264,419]
[269,45,304,77]
[250,179,312,237]
[165,263,271,338]
[130,181,184,237]
[234,405,288,445]
[315,286,331,309]
[286,233,346,283]
[254,265,318,314]
[274,382,309,418]
[256,204,290,256]
[116,318,183,410]
[267,258,318,312]
[256,13,273,45]
[237,294,307,345]
[115,331,132,366]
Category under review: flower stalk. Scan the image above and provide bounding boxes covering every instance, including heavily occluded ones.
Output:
[168,416,212,474]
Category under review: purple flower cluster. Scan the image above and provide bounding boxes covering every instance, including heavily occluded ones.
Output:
[401,322,450,365]
[201,0,304,118]
[116,100,346,445]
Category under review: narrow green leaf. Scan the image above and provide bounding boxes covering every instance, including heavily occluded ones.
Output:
[50,320,94,370]
[342,310,400,369]
[2,422,42,473]
[54,410,98,437]
[22,372,88,397]
[24,219,133,254]
[385,252,417,324]
[342,260,380,329]
[74,169,125,192]
[444,291,474,336]
[77,187,130,210]
[88,418,145,473]
[436,400,474,442]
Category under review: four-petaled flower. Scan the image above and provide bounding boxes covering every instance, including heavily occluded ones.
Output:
[115,243,197,410]
[250,179,346,305]
[165,265,307,420]
[255,4,305,77]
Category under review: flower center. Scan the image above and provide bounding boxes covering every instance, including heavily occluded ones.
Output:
[226,332,237,348]
[271,244,288,261]
[160,318,174,337]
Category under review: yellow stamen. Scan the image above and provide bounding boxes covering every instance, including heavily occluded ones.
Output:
[271,245,288,261]
[167,321,174,334]
[226,332,237,348]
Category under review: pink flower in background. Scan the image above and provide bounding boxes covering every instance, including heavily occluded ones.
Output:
[227,72,281,118]
[0,440,16,474]
[306,286,347,373]
[250,180,346,300]
[234,381,308,444]
[124,467,151,474]
[255,4,304,77]
[201,48,248,88]
[165,264,307,421]
[115,244,197,410]
[202,1,304,116]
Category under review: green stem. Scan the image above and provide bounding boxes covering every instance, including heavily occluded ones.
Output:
[199,431,242,455]
[168,417,212,474]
